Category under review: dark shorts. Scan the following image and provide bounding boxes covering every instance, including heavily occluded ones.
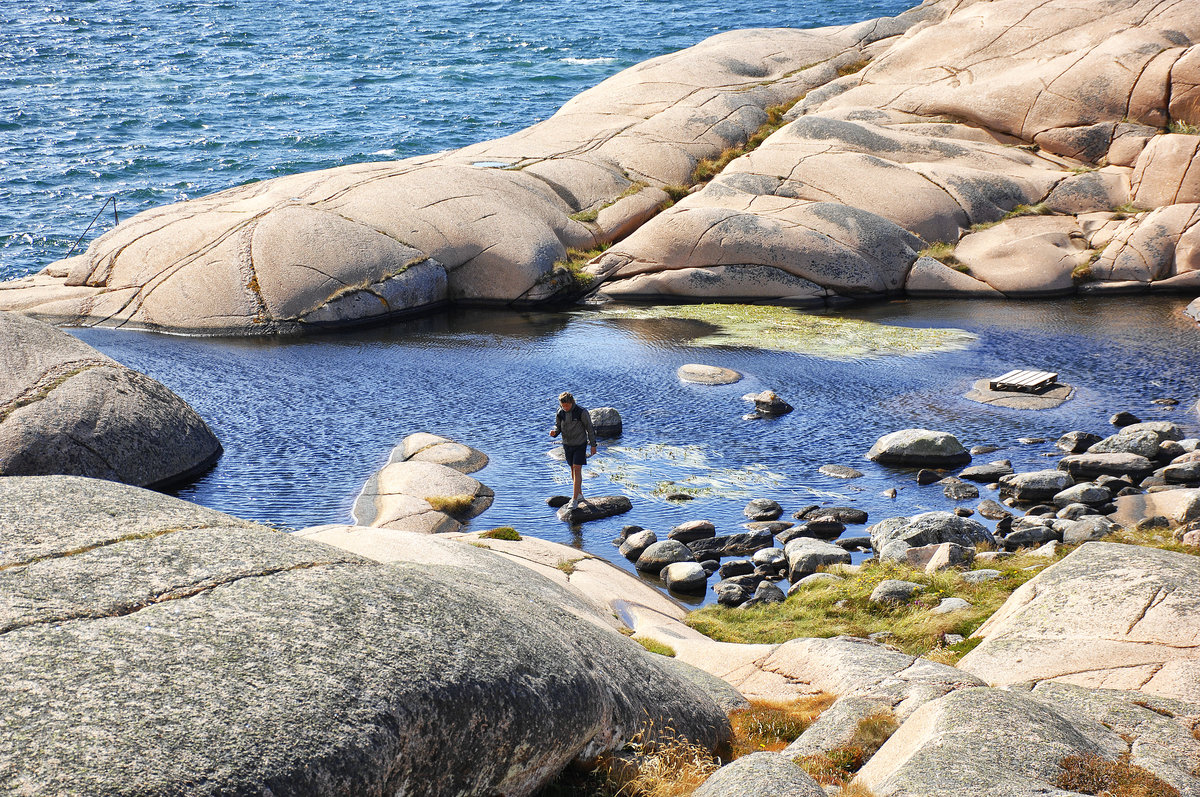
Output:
[563,444,588,466]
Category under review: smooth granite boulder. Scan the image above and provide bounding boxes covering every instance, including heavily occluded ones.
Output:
[855,687,1128,797]
[0,311,221,488]
[394,432,489,473]
[784,537,852,580]
[694,752,825,797]
[999,469,1074,502]
[1058,452,1156,481]
[0,476,730,795]
[866,429,970,467]
[960,542,1200,702]
[636,539,696,572]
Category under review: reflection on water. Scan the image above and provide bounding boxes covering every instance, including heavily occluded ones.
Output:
[73,298,1200,606]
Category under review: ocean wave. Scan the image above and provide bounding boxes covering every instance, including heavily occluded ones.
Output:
[560,56,616,65]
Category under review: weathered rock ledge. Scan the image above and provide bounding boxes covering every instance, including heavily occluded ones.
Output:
[21,0,1200,332]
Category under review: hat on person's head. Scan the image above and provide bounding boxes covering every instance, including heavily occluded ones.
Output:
[558,391,574,404]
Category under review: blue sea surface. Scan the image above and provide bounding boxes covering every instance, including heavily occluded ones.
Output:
[2,0,915,279]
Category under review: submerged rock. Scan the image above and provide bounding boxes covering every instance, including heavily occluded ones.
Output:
[677,364,743,385]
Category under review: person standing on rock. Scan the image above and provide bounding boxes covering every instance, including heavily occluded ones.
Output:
[550,391,597,507]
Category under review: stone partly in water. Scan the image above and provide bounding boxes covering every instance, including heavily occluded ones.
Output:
[0,476,730,795]
[744,498,783,521]
[742,390,794,419]
[964,379,1075,410]
[588,407,623,438]
[0,311,222,489]
[866,429,971,467]
[557,495,633,524]
[661,561,708,595]
[819,464,864,479]
[635,539,696,573]
[677,363,743,385]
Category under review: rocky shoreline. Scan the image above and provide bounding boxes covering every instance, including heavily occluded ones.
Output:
[3,0,1200,334]
[4,0,1200,793]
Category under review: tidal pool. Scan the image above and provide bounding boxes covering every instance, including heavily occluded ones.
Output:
[74,297,1200,606]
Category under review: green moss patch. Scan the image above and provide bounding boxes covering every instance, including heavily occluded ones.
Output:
[594,304,977,359]
[480,526,521,541]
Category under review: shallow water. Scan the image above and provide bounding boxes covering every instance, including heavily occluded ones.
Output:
[3,0,914,279]
[74,296,1200,606]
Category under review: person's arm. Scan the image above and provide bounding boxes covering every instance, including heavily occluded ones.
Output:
[550,409,561,438]
[582,409,597,449]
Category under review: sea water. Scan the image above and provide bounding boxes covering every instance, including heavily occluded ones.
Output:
[3,0,915,278]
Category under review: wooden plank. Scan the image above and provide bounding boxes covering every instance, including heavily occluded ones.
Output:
[989,369,1058,393]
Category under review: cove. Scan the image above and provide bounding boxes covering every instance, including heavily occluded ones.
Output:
[73,296,1200,605]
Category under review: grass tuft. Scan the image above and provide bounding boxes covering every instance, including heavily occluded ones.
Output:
[480,526,521,541]
[837,59,871,77]
[687,554,1053,659]
[632,637,677,657]
[426,494,478,515]
[1002,202,1052,220]
[1112,201,1142,219]
[556,557,583,575]
[918,241,964,270]
[550,244,611,288]
[796,712,898,786]
[691,97,803,184]
[618,734,720,797]
[1169,120,1200,135]
[1056,753,1180,797]
[837,783,879,797]
[729,695,835,757]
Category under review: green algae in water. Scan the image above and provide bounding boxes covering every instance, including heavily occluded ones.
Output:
[594,304,977,359]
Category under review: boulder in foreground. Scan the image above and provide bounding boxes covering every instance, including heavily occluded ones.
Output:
[0,476,729,796]
[959,542,1200,702]
[0,311,221,488]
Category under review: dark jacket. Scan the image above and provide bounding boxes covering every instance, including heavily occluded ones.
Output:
[555,404,597,447]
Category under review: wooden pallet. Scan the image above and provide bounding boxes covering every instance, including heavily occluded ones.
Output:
[989,369,1059,393]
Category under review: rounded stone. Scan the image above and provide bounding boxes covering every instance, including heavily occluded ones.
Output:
[867,429,971,467]
[619,530,658,562]
[668,519,717,543]
[744,498,783,521]
[661,561,708,594]
[588,407,623,438]
[635,540,696,572]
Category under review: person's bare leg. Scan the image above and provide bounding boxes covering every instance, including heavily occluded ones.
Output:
[571,464,583,500]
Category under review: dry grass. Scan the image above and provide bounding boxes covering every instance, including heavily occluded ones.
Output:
[918,241,964,269]
[480,526,521,541]
[616,733,720,797]
[837,783,879,797]
[797,712,899,786]
[1056,753,1180,797]
[426,494,478,515]
[557,558,583,575]
[837,59,871,77]
[728,695,835,757]
[1169,120,1200,135]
